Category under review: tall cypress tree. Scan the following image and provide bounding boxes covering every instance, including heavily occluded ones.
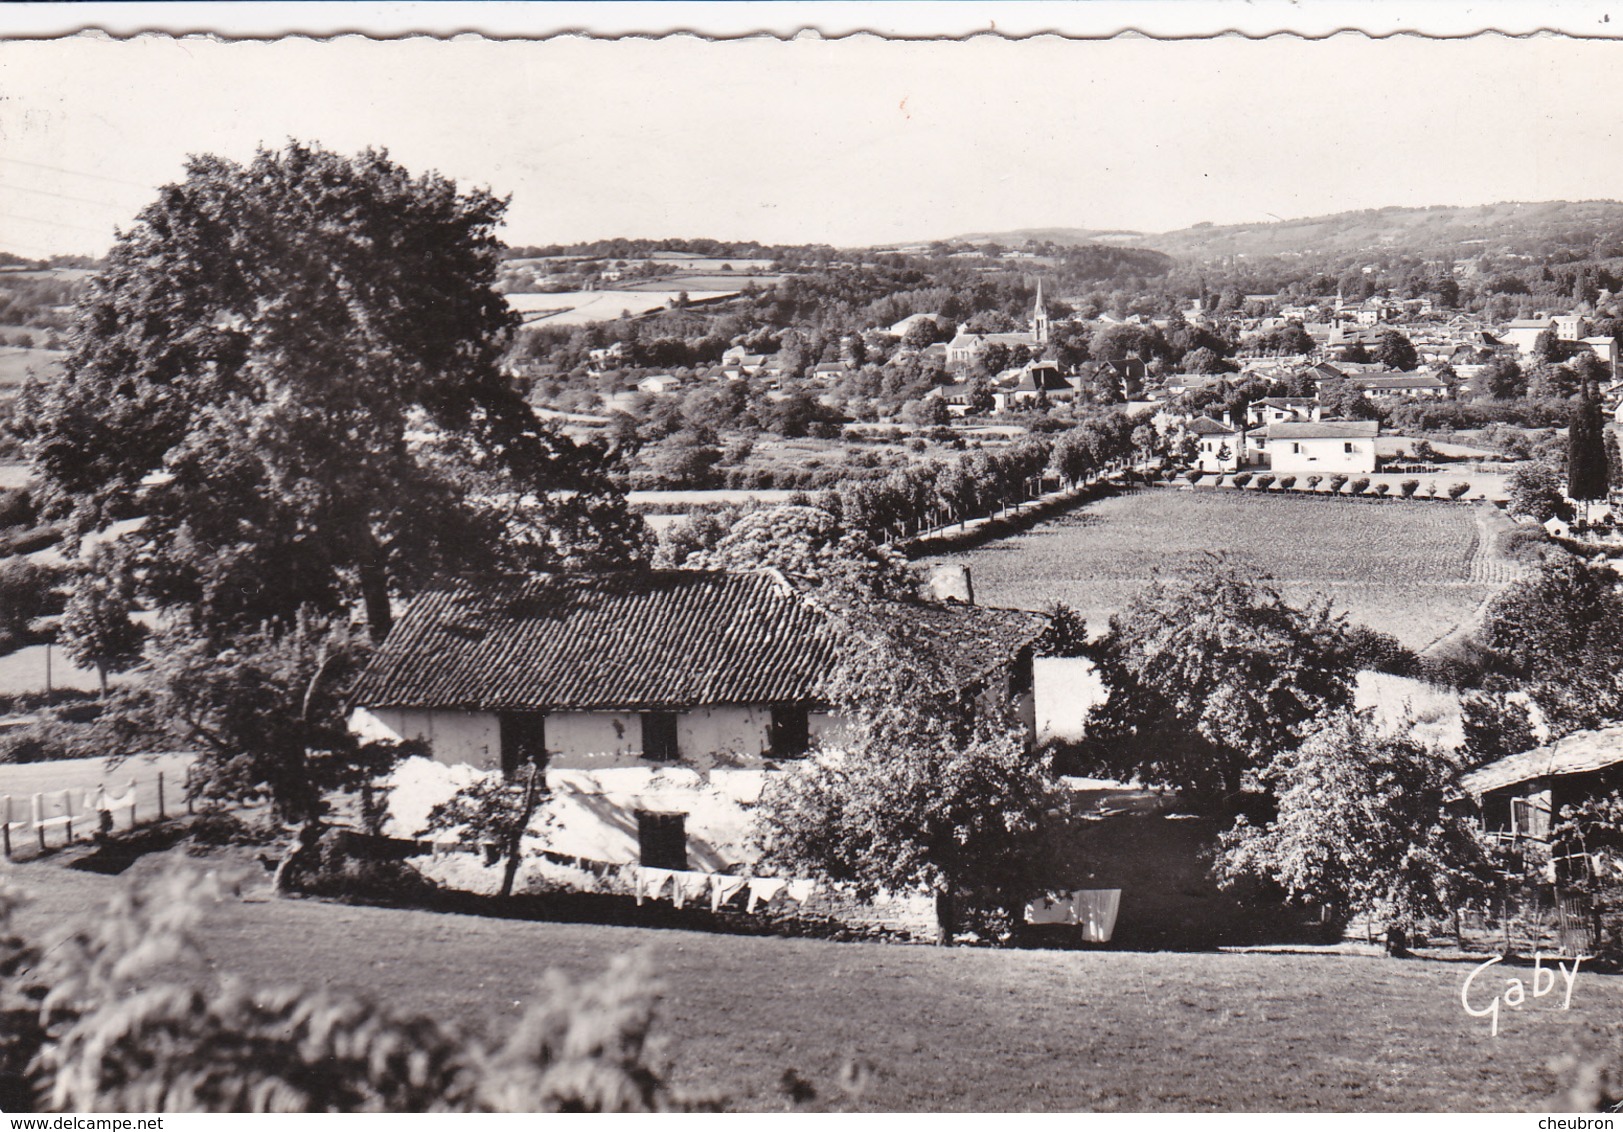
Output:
[1568,378,1609,514]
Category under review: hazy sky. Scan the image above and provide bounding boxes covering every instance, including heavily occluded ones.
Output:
[2,27,1620,256]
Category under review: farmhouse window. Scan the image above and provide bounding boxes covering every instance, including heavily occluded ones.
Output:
[1344,442,1356,454]
[498,712,547,777]
[642,712,680,761]
[769,704,810,757]
[637,810,688,869]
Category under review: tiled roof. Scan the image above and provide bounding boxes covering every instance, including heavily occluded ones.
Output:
[1187,415,1237,436]
[1461,726,1623,797]
[1265,420,1380,440]
[352,571,1047,712]
[1349,374,1449,390]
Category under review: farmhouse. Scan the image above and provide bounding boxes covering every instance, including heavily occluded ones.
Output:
[350,569,1048,870]
[1254,419,1379,475]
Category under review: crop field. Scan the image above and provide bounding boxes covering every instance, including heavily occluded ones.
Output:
[506,289,739,325]
[6,860,1615,1112]
[936,487,1514,650]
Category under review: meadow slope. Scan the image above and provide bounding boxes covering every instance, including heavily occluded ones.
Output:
[4,861,1612,1113]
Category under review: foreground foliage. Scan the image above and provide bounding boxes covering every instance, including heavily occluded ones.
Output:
[0,872,711,1112]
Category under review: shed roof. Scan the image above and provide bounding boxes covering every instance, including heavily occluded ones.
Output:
[352,570,1047,712]
[1461,725,1623,796]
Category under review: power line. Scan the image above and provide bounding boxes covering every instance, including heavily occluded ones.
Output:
[0,156,153,191]
[0,180,128,210]
[0,211,107,236]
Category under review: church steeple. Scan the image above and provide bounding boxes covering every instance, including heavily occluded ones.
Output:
[1032,278,1050,345]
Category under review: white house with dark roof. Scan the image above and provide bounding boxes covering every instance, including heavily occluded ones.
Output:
[1257,419,1379,475]
[349,570,1049,883]
[351,570,1046,774]
[1186,415,1241,474]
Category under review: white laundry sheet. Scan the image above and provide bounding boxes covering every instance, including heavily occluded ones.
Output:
[1024,889,1122,942]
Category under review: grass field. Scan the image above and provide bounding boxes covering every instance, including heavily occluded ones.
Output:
[4,858,1613,1112]
[935,487,1515,651]
[0,346,63,387]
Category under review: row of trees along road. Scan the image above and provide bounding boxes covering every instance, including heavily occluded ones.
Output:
[12,143,651,829]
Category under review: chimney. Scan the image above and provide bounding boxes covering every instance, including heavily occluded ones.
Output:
[924,563,975,605]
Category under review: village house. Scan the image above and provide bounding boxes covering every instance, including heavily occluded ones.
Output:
[1253,419,1379,476]
[1501,317,1559,355]
[1245,397,1319,428]
[350,569,1049,876]
[635,373,682,395]
[1187,415,1241,474]
[994,360,1073,411]
[1345,372,1453,401]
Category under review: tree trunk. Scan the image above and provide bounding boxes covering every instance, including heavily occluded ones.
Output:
[96,663,108,699]
[358,536,392,643]
[498,760,545,899]
[935,887,956,947]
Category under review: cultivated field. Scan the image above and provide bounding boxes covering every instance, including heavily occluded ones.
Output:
[506,289,739,325]
[4,860,1612,1112]
[935,488,1517,651]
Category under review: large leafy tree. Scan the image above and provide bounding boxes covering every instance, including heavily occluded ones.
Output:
[1476,552,1623,735]
[756,600,1063,945]
[1507,461,1570,523]
[1374,329,1419,372]
[18,143,645,641]
[1079,557,1361,813]
[1217,712,1494,956]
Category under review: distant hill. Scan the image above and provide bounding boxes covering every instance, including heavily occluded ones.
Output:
[950,201,1623,262]
[949,227,1145,248]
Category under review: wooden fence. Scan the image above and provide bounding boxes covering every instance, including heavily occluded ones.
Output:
[2,770,184,859]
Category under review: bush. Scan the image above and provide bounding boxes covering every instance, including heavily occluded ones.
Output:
[1448,482,1472,500]
[1253,474,1275,490]
[1374,482,1391,496]
[0,488,36,530]
[1230,472,1252,488]
[1342,623,1420,677]
[1328,474,1348,493]
[1400,479,1420,498]
[1350,478,1371,495]
[1187,470,1204,484]
[1278,475,1296,489]
[0,559,64,642]
[0,871,716,1112]
[1305,475,1322,490]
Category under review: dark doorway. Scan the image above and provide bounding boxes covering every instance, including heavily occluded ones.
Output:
[499,713,548,776]
[769,703,810,757]
[637,811,687,869]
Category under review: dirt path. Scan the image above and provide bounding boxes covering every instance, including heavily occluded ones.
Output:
[1421,505,1529,656]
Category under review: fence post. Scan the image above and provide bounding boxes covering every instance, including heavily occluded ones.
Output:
[1,796,9,860]
[157,772,165,820]
[33,794,44,853]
